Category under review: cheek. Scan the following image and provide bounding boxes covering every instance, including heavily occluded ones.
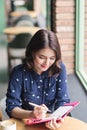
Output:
[34,58,42,65]
[50,60,55,65]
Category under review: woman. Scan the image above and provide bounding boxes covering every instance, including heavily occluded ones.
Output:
[6,29,70,129]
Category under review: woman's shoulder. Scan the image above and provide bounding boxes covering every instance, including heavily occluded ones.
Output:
[10,64,26,76]
[55,62,67,79]
[12,64,24,71]
[59,61,66,69]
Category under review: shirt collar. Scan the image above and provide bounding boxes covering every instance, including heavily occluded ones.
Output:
[30,70,48,81]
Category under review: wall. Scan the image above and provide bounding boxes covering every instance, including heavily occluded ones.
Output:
[54,0,75,74]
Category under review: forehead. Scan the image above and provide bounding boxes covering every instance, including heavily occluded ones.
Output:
[36,48,56,56]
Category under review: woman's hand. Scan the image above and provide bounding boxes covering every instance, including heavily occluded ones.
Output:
[33,104,48,119]
[45,117,64,130]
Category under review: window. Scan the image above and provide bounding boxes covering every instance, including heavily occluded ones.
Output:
[76,0,87,90]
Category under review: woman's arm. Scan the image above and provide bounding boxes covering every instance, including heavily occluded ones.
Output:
[6,65,26,117]
[55,62,70,109]
[11,104,49,119]
[11,107,34,119]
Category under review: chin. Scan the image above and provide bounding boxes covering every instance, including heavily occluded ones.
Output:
[42,68,48,72]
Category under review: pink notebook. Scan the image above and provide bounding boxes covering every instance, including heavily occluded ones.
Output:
[25,101,80,125]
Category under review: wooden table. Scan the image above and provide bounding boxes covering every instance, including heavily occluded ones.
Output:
[4,116,87,130]
[3,26,41,42]
[3,26,41,35]
[10,11,37,18]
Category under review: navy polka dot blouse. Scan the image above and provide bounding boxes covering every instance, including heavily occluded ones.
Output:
[6,62,70,117]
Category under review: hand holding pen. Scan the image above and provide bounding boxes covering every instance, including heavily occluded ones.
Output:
[29,102,51,119]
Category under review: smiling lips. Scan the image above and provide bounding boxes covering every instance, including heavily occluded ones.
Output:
[41,64,48,69]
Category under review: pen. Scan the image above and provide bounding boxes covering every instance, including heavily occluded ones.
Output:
[29,102,51,112]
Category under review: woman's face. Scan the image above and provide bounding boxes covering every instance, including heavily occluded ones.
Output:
[33,48,56,74]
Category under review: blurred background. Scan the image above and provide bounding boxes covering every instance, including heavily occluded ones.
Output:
[0,0,87,122]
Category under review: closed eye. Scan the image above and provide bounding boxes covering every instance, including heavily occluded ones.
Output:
[39,56,45,59]
[50,57,56,60]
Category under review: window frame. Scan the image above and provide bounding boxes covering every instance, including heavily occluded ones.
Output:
[76,0,87,90]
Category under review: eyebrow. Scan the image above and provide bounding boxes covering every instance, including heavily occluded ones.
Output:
[39,55,56,58]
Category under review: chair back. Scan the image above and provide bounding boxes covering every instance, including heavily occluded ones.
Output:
[8,33,32,48]
[7,33,32,73]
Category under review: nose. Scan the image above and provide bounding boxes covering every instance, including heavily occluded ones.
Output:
[44,59,50,66]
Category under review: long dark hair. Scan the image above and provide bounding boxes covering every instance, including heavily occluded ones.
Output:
[24,29,62,76]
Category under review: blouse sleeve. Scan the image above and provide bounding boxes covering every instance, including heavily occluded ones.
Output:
[6,65,23,117]
[54,62,70,110]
